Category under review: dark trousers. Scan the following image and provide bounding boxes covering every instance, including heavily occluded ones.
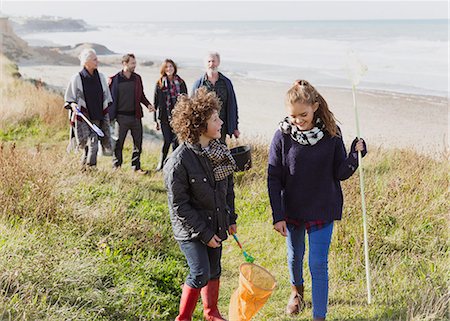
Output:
[178,240,222,289]
[160,120,179,158]
[112,114,143,170]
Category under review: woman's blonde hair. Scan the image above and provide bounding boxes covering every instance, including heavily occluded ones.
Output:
[171,87,221,144]
[286,79,339,137]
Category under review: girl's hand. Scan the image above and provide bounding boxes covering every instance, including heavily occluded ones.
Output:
[228,224,237,235]
[207,235,222,248]
[351,138,367,157]
[354,139,364,152]
[155,122,160,131]
[273,221,287,237]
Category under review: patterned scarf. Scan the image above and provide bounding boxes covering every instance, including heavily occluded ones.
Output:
[201,139,237,181]
[279,117,325,146]
[162,75,182,117]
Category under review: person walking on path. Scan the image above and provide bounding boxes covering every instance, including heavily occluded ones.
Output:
[268,80,367,320]
[109,53,155,174]
[164,87,237,321]
[192,52,240,143]
[64,48,113,170]
[153,59,187,171]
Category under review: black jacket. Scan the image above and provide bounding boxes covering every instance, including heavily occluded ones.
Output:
[153,77,188,122]
[164,142,237,243]
[109,71,151,120]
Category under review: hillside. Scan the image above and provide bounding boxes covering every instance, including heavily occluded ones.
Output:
[0,16,78,64]
[0,54,449,320]
[10,15,96,33]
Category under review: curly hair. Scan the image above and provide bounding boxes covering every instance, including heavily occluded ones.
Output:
[286,79,339,137]
[171,87,222,144]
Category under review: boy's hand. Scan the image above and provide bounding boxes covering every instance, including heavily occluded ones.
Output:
[274,220,287,237]
[207,235,222,248]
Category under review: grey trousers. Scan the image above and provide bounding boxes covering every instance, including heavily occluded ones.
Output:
[75,119,100,166]
[112,114,143,170]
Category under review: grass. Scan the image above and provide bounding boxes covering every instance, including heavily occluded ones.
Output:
[0,54,448,320]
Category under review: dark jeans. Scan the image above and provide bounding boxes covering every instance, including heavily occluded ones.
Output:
[178,240,222,289]
[112,114,143,170]
[160,121,179,156]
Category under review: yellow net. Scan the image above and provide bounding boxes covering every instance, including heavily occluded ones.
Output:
[229,263,277,321]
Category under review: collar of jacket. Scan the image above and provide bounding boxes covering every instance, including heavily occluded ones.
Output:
[185,142,202,154]
[202,71,226,83]
[184,142,215,187]
[119,70,136,80]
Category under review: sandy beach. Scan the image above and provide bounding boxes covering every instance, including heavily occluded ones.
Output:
[18,60,448,157]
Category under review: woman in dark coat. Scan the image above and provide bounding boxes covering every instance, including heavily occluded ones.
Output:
[154,59,187,171]
[164,87,237,321]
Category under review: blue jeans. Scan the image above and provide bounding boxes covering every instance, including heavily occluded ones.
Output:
[178,240,222,289]
[286,222,334,319]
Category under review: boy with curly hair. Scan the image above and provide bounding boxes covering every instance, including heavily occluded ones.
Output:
[164,87,237,321]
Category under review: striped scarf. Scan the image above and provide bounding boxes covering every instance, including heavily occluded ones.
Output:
[162,75,182,118]
[201,139,237,181]
[279,117,325,146]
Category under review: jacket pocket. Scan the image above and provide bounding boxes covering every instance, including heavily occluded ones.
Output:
[188,174,212,203]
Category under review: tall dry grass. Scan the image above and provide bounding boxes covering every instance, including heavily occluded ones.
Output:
[0,143,66,221]
[0,55,66,130]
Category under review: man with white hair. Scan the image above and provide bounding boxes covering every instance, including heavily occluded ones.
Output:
[192,52,240,143]
[64,48,113,170]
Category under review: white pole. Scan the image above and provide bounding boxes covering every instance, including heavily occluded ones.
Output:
[69,103,104,137]
[351,84,372,304]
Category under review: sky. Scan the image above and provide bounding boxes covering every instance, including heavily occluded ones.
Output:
[0,0,448,22]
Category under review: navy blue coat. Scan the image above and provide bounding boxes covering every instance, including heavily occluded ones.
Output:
[192,72,239,136]
[268,129,363,224]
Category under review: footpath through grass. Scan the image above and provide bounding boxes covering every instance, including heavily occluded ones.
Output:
[0,54,448,320]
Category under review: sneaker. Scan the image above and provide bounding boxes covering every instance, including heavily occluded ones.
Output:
[134,168,148,175]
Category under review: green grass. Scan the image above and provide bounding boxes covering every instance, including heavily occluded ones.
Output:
[0,55,448,320]
[1,136,447,321]
[0,141,191,320]
[0,117,44,141]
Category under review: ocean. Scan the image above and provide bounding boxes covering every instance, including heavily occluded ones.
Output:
[21,19,449,97]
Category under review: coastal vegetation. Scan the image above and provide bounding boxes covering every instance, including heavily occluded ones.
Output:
[0,54,448,320]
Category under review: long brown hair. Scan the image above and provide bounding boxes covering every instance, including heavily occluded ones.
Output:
[158,59,178,87]
[285,79,339,137]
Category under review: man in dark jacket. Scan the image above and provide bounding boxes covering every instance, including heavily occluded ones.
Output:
[192,52,240,143]
[109,53,154,174]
